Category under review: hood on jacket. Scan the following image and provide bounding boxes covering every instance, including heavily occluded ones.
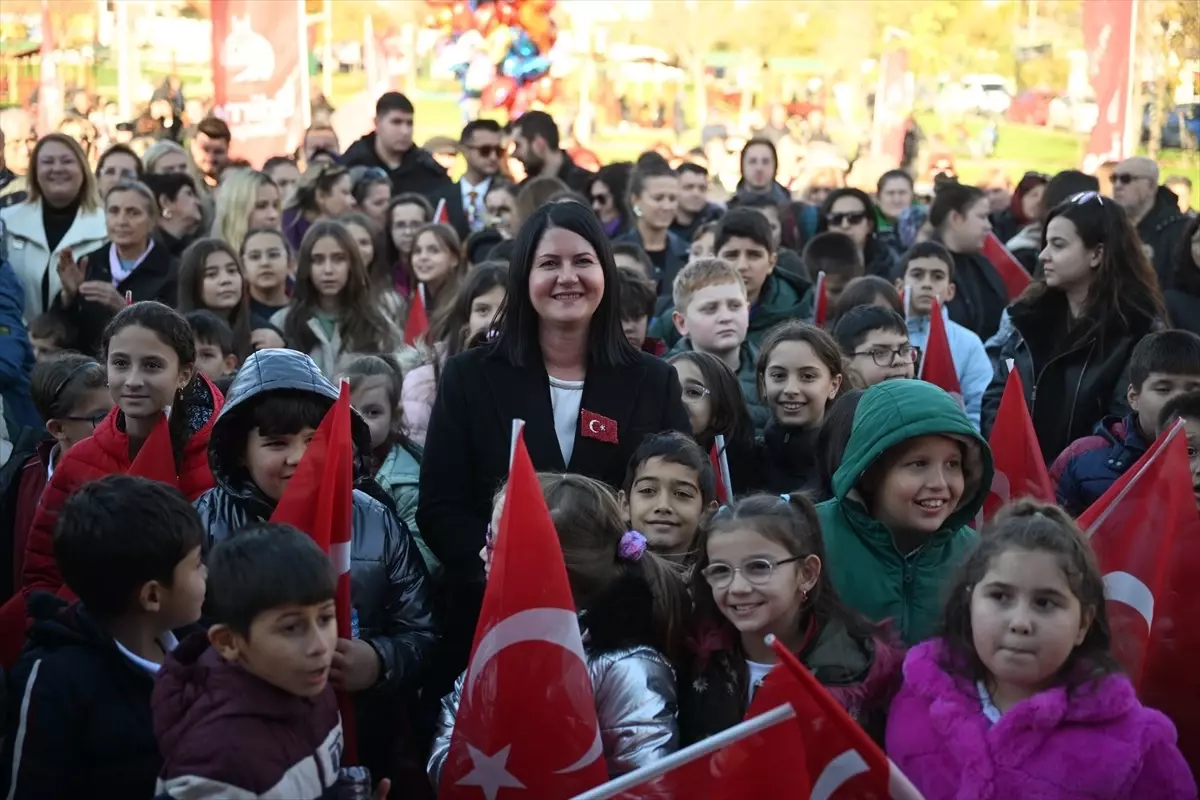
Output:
[832,380,993,531]
[24,592,111,652]
[341,133,447,179]
[93,373,223,469]
[207,349,371,505]
[153,631,331,757]
[1143,185,1185,233]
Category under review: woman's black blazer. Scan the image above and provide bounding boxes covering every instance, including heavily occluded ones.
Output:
[416,344,691,581]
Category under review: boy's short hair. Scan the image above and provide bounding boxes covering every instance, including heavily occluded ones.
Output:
[617,265,657,322]
[678,162,708,179]
[1159,390,1200,432]
[802,231,863,280]
[714,208,775,256]
[206,523,336,637]
[621,431,717,504]
[195,116,231,143]
[672,256,745,314]
[831,305,909,355]
[831,276,904,321]
[214,389,332,485]
[185,309,235,357]
[54,475,205,619]
[612,242,653,276]
[691,220,719,244]
[28,311,72,346]
[897,240,956,280]
[376,91,414,117]
[1129,330,1200,389]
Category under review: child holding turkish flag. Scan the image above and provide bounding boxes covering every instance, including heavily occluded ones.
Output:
[887,501,1195,798]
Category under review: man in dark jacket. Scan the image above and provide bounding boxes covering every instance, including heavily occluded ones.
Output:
[1112,157,1188,289]
[192,347,437,786]
[341,92,450,200]
[510,110,593,193]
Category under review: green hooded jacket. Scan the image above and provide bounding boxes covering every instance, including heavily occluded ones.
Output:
[815,380,993,645]
[747,269,808,348]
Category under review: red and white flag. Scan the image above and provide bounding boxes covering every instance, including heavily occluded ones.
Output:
[709,434,733,505]
[405,283,429,345]
[270,380,357,762]
[576,636,924,799]
[981,233,1031,301]
[211,0,310,166]
[440,425,609,798]
[981,368,1053,524]
[434,197,452,226]
[1078,420,1200,765]
[126,412,180,491]
[917,297,962,408]
[813,270,829,327]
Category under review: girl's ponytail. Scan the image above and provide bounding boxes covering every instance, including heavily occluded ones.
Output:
[616,531,691,664]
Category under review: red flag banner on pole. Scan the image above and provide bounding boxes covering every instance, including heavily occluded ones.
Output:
[1078,420,1200,765]
[980,368,1053,524]
[211,0,310,167]
[981,233,1031,301]
[269,380,357,762]
[434,197,451,225]
[813,271,829,327]
[917,297,962,408]
[440,425,608,798]
[709,434,733,505]
[126,413,180,490]
[404,283,429,345]
[1082,0,1137,170]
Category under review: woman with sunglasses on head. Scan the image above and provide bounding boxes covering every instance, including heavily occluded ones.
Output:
[982,193,1168,464]
[816,188,897,280]
[586,162,634,240]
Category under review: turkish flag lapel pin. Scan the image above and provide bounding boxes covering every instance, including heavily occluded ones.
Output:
[580,409,618,444]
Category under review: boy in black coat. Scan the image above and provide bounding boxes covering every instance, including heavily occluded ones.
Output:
[0,475,208,799]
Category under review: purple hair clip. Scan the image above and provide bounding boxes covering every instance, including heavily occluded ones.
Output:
[618,530,648,562]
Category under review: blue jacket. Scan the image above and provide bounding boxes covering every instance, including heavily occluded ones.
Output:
[1050,413,1148,517]
[906,306,992,431]
[0,252,39,433]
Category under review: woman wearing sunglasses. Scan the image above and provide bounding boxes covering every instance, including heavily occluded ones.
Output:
[982,192,1168,464]
[816,188,897,280]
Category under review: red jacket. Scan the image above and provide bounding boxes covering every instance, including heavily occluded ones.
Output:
[11,441,54,590]
[23,375,224,593]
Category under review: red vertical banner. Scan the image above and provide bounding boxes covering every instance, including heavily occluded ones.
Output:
[871,48,910,166]
[211,0,310,167]
[1082,0,1136,172]
[37,0,63,136]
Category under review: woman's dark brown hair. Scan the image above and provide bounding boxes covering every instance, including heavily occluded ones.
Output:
[829,275,903,323]
[755,321,845,404]
[177,237,253,361]
[426,261,508,381]
[284,220,400,356]
[937,498,1120,690]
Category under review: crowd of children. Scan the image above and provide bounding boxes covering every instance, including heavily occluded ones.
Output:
[0,94,1198,798]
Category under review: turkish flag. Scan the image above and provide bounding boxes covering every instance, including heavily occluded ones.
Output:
[434,197,452,225]
[127,412,180,490]
[814,270,829,327]
[917,297,962,408]
[981,369,1053,523]
[405,283,429,345]
[1078,420,1200,766]
[709,434,732,505]
[269,380,358,763]
[440,429,608,798]
[981,233,1030,300]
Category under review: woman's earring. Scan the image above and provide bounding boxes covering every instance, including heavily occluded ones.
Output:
[162,208,172,220]
[633,206,643,218]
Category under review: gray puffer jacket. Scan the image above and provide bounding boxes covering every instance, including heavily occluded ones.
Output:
[193,349,438,696]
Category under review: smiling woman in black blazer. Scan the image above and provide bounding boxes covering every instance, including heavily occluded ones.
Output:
[417,200,691,678]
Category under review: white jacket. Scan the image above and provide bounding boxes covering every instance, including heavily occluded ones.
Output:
[0,200,106,319]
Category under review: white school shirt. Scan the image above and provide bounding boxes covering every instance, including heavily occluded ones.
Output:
[746,659,773,705]
[114,630,179,675]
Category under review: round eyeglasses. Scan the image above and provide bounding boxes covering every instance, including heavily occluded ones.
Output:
[700,556,802,588]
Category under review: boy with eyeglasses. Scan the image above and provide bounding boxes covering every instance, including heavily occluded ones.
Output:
[895,242,991,430]
[832,305,916,388]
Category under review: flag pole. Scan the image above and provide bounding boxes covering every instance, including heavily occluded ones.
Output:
[509,418,525,471]
[714,433,733,503]
[570,704,797,800]
[902,285,911,319]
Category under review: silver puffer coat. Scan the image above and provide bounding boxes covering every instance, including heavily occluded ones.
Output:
[427,643,679,788]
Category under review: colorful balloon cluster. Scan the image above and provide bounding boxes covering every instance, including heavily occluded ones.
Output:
[428,0,559,114]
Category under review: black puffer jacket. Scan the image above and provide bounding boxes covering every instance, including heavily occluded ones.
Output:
[341,132,451,199]
[981,293,1162,464]
[192,349,437,775]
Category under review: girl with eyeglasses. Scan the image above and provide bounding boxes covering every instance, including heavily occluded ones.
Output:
[982,192,1169,464]
[679,492,902,746]
[5,354,111,594]
[754,321,845,494]
[668,350,764,497]
[385,192,433,298]
[817,188,897,280]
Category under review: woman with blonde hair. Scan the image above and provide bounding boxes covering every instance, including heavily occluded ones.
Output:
[210,167,282,254]
[142,139,193,177]
[1,133,107,318]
